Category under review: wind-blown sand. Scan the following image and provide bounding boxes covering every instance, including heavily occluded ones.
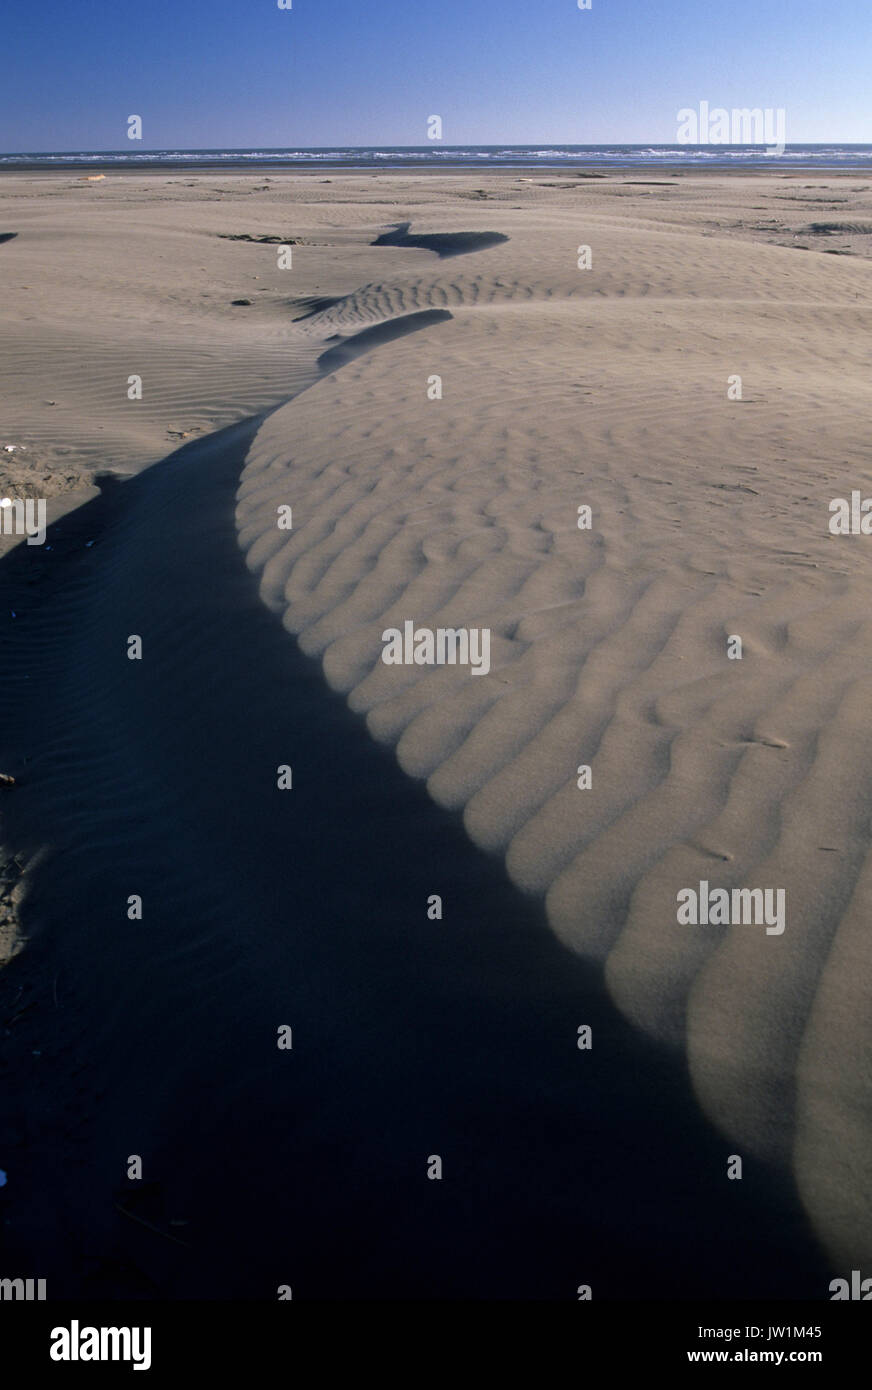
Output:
[1,170,871,1294]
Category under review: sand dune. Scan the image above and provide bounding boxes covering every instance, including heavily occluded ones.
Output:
[236,187,872,1267]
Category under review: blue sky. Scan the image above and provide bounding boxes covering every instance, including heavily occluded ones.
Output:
[1,0,869,150]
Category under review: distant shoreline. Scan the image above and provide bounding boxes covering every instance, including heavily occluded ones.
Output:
[2,162,870,177]
[3,144,872,174]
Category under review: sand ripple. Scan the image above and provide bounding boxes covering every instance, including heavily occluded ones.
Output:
[237,210,872,1267]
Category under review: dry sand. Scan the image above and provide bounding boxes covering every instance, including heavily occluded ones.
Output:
[1,169,871,1292]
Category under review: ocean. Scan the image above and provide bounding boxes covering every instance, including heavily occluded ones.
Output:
[3,143,872,171]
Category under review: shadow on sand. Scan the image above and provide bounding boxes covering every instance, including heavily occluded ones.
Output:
[0,411,828,1302]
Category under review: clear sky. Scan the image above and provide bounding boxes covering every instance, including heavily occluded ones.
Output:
[1,0,869,151]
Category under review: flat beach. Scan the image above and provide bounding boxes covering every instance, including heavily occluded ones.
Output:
[1,169,871,1297]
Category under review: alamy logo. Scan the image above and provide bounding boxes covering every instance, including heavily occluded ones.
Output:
[0,1276,46,1300]
[829,1270,872,1300]
[828,492,872,535]
[381,620,491,676]
[676,102,786,156]
[0,497,46,546]
[677,881,786,935]
[50,1321,152,1371]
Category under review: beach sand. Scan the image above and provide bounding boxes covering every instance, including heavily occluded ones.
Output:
[1,169,871,1295]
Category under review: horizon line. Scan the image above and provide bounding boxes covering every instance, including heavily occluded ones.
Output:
[3,140,872,157]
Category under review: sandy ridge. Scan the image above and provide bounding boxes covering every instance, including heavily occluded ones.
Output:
[237,200,872,1266]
